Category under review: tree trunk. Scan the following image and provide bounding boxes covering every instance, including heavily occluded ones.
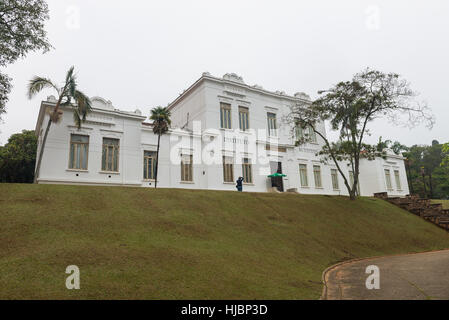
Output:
[33,118,52,184]
[429,172,434,199]
[349,189,357,200]
[421,171,428,198]
[353,156,360,198]
[154,133,161,189]
[343,179,357,201]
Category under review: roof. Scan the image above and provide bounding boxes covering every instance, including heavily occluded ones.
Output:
[35,96,147,135]
[167,72,312,111]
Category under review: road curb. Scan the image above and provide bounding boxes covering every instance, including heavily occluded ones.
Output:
[320,248,449,300]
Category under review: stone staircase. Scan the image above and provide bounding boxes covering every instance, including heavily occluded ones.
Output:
[374,192,449,231]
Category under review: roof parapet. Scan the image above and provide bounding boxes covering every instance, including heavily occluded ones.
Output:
[222,73,245,84]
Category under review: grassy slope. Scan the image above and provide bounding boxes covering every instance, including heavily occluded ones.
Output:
[1,184,448,300]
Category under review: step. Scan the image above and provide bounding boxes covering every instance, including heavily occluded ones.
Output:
[422,213,441,219]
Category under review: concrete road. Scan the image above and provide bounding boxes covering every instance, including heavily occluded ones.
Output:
[323,250,449,300]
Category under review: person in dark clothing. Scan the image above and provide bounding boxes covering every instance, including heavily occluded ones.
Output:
[236,177,243,192]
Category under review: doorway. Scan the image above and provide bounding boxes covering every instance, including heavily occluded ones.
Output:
[270,161,284,192]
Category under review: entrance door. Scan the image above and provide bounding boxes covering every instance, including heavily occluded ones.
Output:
[270,161,284,192]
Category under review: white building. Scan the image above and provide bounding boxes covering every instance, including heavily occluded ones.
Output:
[34,72,409,197]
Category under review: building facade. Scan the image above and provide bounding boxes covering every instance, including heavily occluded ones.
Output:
[34,72,409,197]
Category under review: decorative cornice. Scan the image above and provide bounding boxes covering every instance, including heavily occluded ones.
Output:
[167,72,312,111]
[223,73,245,84]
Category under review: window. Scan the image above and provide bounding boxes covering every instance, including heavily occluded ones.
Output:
[349,171,361,195]
[181,154,193,182]
[394,170,401,190]
[308,126,317,143]
[295,124,304,140]
[299,164,308,187]
[313,165,322,188]
[267,112,277,136]
[69,134,89,170]
[331,169,339,190]
[102,138,119,172]
[295,124,317,143]
[223,156,234,183]
[220,103,232,129]
[265,144,287,153]
[384,169,393,190]
[242,158,253,183]
[239,107,249,131]
[143,151,157,180]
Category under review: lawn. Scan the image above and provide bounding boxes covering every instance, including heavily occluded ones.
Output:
[0,184,448,299]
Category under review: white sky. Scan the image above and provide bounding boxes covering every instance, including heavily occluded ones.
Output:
[1,0,448,146]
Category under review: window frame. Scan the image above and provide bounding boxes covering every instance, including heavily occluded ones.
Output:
[69,134,89,170]
[313,165,322,188]
[295,124,317,143]
[394,170,402,190]
[384,169,393,190]
[267,112,277,137]
[220,103,232,129]
[143,150,157,180]
[181,154,193,182]
[102,137,120,172]
[242,158,253,184]
[295,124,304,140]
[308,126,317,143]
[223,156,234,183]
[299,163,308,187]
[331,168,339,190]
[238,106,250,131]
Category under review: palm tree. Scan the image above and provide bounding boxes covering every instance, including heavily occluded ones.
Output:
[150,106,171,188]
[28,66,92,183]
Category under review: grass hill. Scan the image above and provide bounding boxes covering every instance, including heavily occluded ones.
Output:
[1,184,448,299]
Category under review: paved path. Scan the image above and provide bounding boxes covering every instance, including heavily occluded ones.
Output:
[323,250,449,300]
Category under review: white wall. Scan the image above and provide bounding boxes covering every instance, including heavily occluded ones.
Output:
[37,98,146,186]
[36,75,410,197]
[359,151,410,197]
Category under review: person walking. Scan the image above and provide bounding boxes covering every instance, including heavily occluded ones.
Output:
[236,177,243,192]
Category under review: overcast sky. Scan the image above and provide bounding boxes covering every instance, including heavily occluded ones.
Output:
[1,0,448,146]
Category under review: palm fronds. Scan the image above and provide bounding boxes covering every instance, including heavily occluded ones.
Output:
[29,66,91,183]
[150,107,172,189]
[73,90,92,129]
[28,67,92,129]
[65,66,77,98]
[150,106,171,134]
[27,77,59,99]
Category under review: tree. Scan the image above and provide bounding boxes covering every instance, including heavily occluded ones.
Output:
[390,141,409,156]
[27,66,92,183]
[403,142,449,199]
[432,165,449,200]
[0,0,51,119]
[442,143,449,168]
[0,130,37,183]
[287,69,434,200]
[0,73,12,121]
[375,137,392,152]
[403,145,427,197]
[422,140,443,198]
[150,107,171,188]
[375,137,408,156]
